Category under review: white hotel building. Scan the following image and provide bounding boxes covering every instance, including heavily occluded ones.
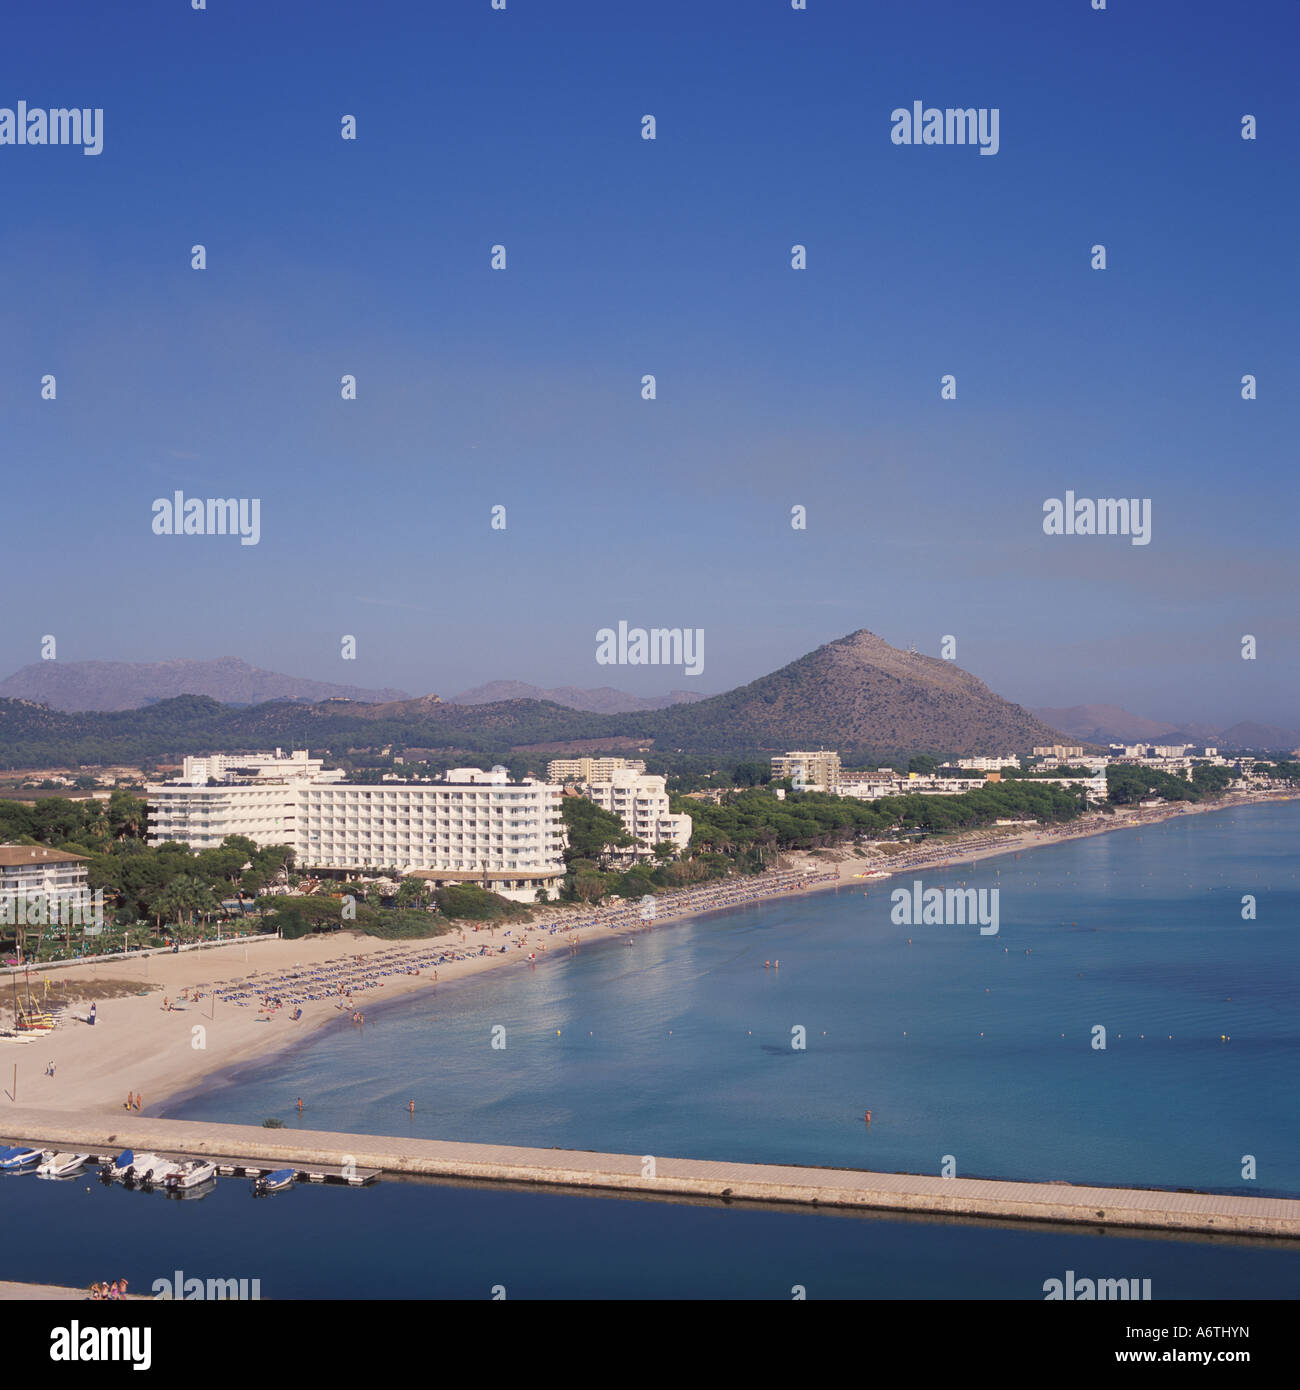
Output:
[148,754,567,901]
[582,771,692,860]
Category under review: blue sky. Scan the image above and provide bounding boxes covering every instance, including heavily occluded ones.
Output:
[2,0,1297,727]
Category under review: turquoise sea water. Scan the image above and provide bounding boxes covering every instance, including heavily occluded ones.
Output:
[167,801,1300,1197]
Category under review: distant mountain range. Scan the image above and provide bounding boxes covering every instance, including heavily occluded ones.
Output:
[0,630,1072,767]
[0,658,410,712]
[1032,704,1298,752]
[0,633,1292,770]
[451,681,709,714]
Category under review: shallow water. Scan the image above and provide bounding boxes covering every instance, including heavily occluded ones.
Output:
[167,802,1300,1197]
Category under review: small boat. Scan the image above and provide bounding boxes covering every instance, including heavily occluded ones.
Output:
[37,1151,88,1178]
[251,1167,297,1196]
[164,1159,217,1192]
[0,1146,44,1171]
[123,1153,179,1190]
[100,1148,134,1181]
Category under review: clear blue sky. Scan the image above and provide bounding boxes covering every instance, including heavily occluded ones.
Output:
[2,0,1296,727]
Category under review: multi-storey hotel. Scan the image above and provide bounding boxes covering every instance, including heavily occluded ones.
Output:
[770,750,843,793]
[147,754,567,901]
[546,756,646,784]
[582,771,692,859]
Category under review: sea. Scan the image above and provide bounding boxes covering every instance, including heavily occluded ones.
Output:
[6,800,1300,1299]
[170,800,1300,1196]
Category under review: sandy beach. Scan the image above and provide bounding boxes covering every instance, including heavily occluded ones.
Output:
[2,790,1289,1122]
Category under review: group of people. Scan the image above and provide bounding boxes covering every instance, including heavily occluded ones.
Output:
[123,1090,143,1111]
[88,1278,129,1300]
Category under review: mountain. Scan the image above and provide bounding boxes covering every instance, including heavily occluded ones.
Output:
[635,629,1072,756]
[1216,721,1300,752]
[1033,704,1182,744]
[0,630,1143,768]
[1033,704,1295,751]
[0,658,411,712]
[451,681,709,714]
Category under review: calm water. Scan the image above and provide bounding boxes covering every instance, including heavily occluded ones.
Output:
[3,1169,1298,1299]
[167,801,1300,1196]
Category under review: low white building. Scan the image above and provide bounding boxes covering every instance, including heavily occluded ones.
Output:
[1023,774,1109,802]
[582,772,692,859]
[955,755,1022,771]
[0,844,89,898]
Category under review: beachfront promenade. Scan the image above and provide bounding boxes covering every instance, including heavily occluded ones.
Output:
[5,1109,1298,1240]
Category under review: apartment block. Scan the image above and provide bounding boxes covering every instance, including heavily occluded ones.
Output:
[546,756,646,784]
[147,754,567,901]
[771,751,842,792]
[582,772,692,859]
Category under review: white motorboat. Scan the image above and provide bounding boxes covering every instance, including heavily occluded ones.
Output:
[36,1151,88,1178]
[164,1159,217,1191]
[123,1153,180,1189]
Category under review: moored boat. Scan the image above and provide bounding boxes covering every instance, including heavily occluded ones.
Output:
[36,1151,88,1178]
[0,1145,45,1171]
[164,1159,217,1192]
[100,1148,134,1182]
[251,1167,298,1196]
[123,1153,179,1190]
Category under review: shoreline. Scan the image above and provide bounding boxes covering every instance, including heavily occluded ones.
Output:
[3,791,1292,1121]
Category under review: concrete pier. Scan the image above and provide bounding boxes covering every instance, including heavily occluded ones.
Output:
[5,1108,1299,1240]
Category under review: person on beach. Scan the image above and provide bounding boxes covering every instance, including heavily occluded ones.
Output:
[125,1091,134,1110]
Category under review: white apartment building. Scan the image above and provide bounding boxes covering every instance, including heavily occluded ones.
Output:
[547,756,646,784]
[955,755,1022,771]
[582,772,692,859]
[0,845,89,897]
[147,755,567,901]
[148,777,307,851]
[175,749,343,785]
[771,751,843,792]
[300,771,566,900]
